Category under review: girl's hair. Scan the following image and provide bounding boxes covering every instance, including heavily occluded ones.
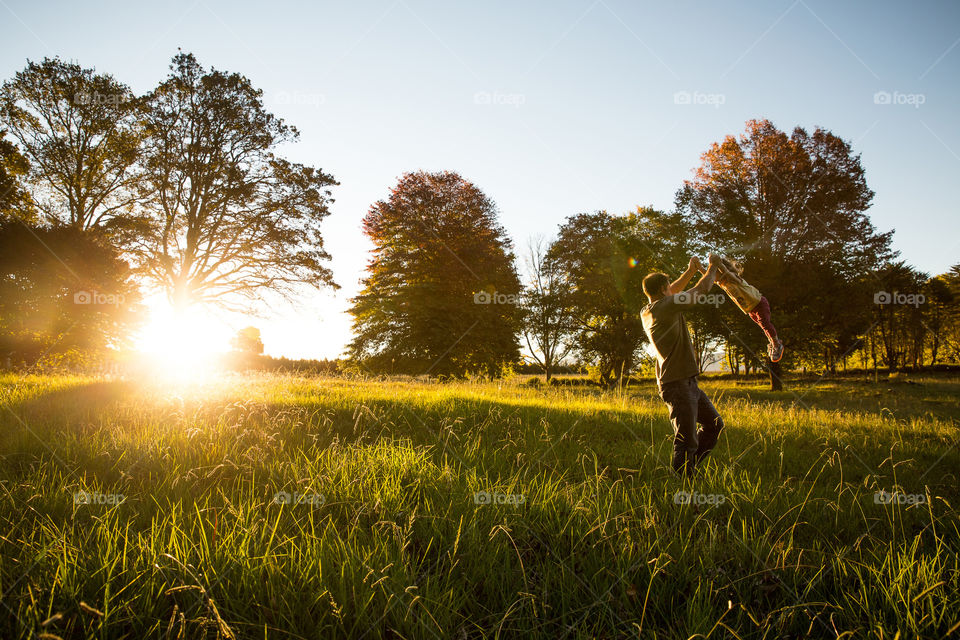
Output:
[719,256,743,275]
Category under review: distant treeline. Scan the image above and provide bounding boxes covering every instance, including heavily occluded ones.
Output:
[220,352,340,375]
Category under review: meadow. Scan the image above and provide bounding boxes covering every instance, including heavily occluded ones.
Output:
[0,371,957,639]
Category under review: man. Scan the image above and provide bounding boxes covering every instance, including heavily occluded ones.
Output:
[641,254,724,476]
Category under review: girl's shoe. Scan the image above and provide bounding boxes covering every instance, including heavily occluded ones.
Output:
[768,339,784,362]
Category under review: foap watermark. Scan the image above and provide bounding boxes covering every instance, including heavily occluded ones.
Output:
[673,490,726,506]
[874,291,925,308]
[74,92,128,106]
[473,91,526,108]
[474,290,520,305]
[74,490,126,505]
[473,490,526,506]
[272,490,325,507]
[874,490,926,505]
[674,291,726,307]
[873,90,925,108]
[273,90,325,107]
[74,290,125,307]
[673,90,725,109]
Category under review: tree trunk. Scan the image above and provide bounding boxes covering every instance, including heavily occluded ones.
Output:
[728,344,739,376]
[599,366,611,387]
[769,359,784,391]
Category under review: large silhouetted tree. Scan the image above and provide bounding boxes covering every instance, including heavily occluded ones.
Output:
[0,58,143,232]
[348,171,522,377]
[676,119,895,382]
[136,53,338,311]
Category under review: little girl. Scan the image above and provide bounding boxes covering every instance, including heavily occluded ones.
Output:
[701,253,784,362]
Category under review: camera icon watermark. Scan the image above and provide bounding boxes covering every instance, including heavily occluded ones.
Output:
[874,490,925,505]
[74,290,125,307]
[874,290,925,308]
[674,291,725,307]
[473,490,526,506]
[673,490,726,505]
[873,90,925,108]
[272,490,325,507]
[473,290,520,305]
[473,91,526,108]
[74,490,126,505]
[673,90,725,109]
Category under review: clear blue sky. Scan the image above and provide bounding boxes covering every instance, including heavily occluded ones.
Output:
[3,0,959,358]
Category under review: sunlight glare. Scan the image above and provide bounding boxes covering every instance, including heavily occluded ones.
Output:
[135,303,229,381]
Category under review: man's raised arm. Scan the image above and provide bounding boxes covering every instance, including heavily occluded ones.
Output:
[689,254,722,298]
[668,257,703,295]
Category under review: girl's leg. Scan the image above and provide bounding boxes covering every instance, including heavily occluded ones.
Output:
[748,296,779,344]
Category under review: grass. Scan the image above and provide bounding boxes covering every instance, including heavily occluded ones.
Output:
[0,371,957,639]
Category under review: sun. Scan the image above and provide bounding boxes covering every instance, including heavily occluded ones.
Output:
[134,299,231,381]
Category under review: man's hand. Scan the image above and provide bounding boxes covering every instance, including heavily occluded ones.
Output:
[669,257,701,294]
[688,256,703,273]
[687,253,722,299]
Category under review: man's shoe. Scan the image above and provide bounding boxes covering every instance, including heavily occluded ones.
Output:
[768,339,784,362]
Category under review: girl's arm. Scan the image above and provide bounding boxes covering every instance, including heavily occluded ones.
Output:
[698,262,730,285]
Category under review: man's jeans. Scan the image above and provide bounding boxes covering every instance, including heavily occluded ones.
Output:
[659,376,724,475]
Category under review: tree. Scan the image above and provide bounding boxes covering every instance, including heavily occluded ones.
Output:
[689,312,725,373]
[348,171,522,377]
[940,264,960,363]
[0,222,141,365]
[921,276,953,364]
[870,262,927,369]
[0,130,34,223]
[0,58,143,231]
[547,207,697,385]
[231,326,264,355]
[136,53,338,311]
[521,237,575,382]
[676,119,895,386]
[547,211,640,385]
